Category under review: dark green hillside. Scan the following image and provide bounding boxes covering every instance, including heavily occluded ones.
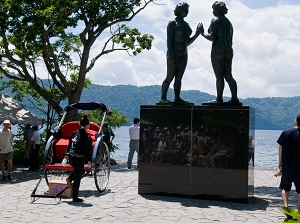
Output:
[1,77,300,130]
[242,97,300,129]
[81,84,215,123]
[82,84,300,130]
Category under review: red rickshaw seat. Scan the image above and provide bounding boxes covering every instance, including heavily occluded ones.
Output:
[54,122,100,161]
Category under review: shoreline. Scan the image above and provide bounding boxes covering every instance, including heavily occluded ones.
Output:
[113,160,277,171]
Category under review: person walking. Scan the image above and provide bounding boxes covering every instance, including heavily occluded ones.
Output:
[0,120,14,181]
[248,136,255,166]
[127,118,140,169]
[277,114,300,218]
[29,125,41,171]
[65,114,92,202]
[23,124,33,166]
[102,123,115,151]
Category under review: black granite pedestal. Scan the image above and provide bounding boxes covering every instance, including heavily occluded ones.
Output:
[138,105,255,203]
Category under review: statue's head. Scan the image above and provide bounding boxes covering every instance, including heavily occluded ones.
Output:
[174,2,190,17]
[212,1,228,15]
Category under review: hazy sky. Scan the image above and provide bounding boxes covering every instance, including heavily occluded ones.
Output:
[88,0,300,99]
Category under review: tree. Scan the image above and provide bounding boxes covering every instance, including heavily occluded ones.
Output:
[0,78,67,137]
[0,0,155,121]
[80,108,129,154]
[83,108,129,130]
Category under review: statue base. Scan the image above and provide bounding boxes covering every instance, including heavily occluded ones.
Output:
[138,104,255,203]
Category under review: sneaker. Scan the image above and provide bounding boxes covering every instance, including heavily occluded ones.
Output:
[66,178,72,189]
[1,175,6,181]
[73,197,83,202]
[7,175,13,181]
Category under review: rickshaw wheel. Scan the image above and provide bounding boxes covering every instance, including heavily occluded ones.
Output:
[94,141,110,192]
[46,144,55,164]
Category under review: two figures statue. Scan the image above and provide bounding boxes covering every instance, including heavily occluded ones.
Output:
[157,1,240,105]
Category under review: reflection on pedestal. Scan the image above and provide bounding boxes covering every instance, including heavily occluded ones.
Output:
[138,105,255,203]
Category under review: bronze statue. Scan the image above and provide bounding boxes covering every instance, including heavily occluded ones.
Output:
[200,1,239,104]
[157,2,202,105]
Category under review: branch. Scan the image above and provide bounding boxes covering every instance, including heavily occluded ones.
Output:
[40,34,70,95]
[86,48,128,73]
[0,66,23,81]
[95,0,155,35]
[0,32,23,67]
[86,29,128,72]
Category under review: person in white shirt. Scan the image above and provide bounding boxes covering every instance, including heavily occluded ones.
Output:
[29,125,41,171]
[0,120,14,181]
[128,118,140,169]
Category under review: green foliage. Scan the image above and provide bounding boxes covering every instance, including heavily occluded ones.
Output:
[79,108,129,154]
[0,78,65,136]
[68,73,92,91]
[113,24,154,56]
[11,140,24,165]
[104,108,129,129]
[280,206,300,222]
[0,0,156,117]
[80,108,129,129]
[12,126,46,165]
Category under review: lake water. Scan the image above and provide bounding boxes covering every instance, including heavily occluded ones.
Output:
[11,125,281,169]
[112,126,282,169]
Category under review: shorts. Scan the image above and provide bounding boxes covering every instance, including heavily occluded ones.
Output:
[279,171,300,193]
[0,152,13,163]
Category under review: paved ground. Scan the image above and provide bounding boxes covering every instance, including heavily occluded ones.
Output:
[0,164,296,223]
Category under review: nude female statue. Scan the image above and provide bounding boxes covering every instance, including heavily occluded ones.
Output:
[200,1,239,104]
[157,2,202,105]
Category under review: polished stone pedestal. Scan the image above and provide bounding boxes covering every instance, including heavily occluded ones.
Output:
[138,105,255,203]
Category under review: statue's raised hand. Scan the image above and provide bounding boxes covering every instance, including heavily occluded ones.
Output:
[196,23,204,35]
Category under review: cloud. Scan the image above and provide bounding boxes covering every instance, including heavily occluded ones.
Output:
[88,0,300,98]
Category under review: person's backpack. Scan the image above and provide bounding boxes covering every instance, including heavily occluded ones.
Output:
[67,130,82,156]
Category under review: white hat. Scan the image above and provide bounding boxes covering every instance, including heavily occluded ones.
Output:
[2,120,11,125]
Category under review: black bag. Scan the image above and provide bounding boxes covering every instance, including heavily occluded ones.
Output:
[66,130,82,156]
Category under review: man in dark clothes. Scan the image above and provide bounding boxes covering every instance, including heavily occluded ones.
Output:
[102,123,115,151]
[277,114,300,216]
[65,114,92,202]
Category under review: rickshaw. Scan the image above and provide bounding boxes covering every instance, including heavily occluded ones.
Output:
[31,102,111,202]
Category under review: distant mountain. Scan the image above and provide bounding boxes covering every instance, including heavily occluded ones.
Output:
[1,79,299,130]
[81,84,300,130]
[81,84,215,125]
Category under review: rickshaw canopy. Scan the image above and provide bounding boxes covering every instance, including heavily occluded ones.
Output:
[63,102,111,114]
